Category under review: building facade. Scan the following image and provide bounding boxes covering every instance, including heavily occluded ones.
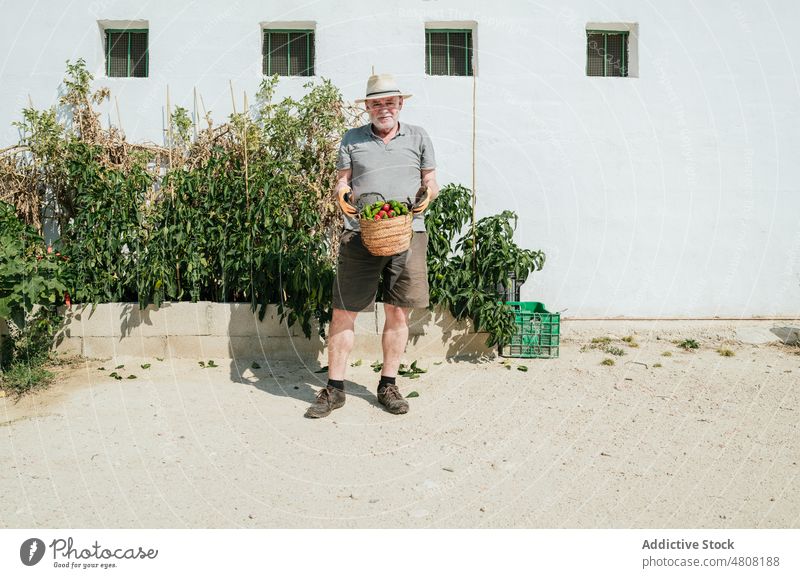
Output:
[1,0,798,317]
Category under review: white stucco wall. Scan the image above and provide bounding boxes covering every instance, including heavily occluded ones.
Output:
[1,0,798,317]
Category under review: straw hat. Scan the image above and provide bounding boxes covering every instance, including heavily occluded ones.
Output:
[355,74,413,103]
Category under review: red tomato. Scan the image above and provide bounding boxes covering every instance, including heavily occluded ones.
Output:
[64,292,71,308]
[47,246,53,254]
[388,210,396,218]
[373,215,381,221]
[382,203,391,212]
[378,210,387,218]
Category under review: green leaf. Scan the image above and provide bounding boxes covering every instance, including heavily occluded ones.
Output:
[141,363,151,369]
[517,365,528,372]
[406,391,419,398]
[350,359,362,367]
[127,374,137,379]
[251,361,261,369]
[115,364,124,369]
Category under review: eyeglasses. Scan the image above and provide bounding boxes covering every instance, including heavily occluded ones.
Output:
[367,101,400,110]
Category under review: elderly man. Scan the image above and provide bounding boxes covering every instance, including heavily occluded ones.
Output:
[306,73,439,418]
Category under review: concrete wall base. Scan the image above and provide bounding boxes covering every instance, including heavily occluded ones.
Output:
[3,302,796,364]
[51,302,496,362]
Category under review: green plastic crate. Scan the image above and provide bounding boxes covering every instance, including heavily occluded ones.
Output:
[499,301,560,359]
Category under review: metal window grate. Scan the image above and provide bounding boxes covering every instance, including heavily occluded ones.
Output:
[263,30,314,76]
[586,31,628,77]
[106,30,148,78]
[426,29,473,76]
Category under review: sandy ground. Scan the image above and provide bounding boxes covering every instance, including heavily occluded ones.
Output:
[1,336,798,529]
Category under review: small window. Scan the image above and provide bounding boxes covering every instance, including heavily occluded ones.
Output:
[105,30,148,77]
[263,30,314,76]
[426,29,473,76]
[586,31,628,77]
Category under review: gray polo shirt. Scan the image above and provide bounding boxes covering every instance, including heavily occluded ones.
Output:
[336,122,436,232]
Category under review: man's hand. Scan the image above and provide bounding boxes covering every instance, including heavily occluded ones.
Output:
[412,186,432,214]
[337,185,357,216]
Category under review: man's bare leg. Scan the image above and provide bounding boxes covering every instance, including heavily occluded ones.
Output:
[381,304,410,376]
[305,308,357,418]
[327,307,359,380]
[378,303,411,414]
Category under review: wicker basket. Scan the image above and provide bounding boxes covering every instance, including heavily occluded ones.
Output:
[359,213,413,256]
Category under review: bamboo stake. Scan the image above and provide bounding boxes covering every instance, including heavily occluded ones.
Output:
[192,86,198,141]
[243,90,253,300]
[115,96,123,134]
[199,92,209,128]
[229,80,237,115]
[471,59,477,271]
[166,85,179,295]
[166,85,173,183]
[243,91,249,211]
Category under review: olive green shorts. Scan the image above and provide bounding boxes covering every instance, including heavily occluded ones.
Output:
[332,230,430,312]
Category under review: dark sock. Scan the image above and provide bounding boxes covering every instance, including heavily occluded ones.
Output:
[378,375,396,393]
[327,379,344,391]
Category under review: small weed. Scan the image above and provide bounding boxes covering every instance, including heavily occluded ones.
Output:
[653,363,662,368]
[251,361,261,369]
[603,345,626,357]
[140,363,151,369]
[625,338,640,348]
[678,339,699,350]
[601,358,615,366]
[717,348,735,357]
[350,359,362,367]
[0,362,54,397]
[661,351,673,357]
[584,337,626,356]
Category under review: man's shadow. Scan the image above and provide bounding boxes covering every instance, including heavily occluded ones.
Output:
[225,303,383,410]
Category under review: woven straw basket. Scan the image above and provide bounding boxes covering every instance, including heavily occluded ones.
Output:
[359,213,413,256]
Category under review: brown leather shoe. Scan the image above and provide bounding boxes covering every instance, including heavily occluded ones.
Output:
[377,384,409,414]
[305,386,346,418]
